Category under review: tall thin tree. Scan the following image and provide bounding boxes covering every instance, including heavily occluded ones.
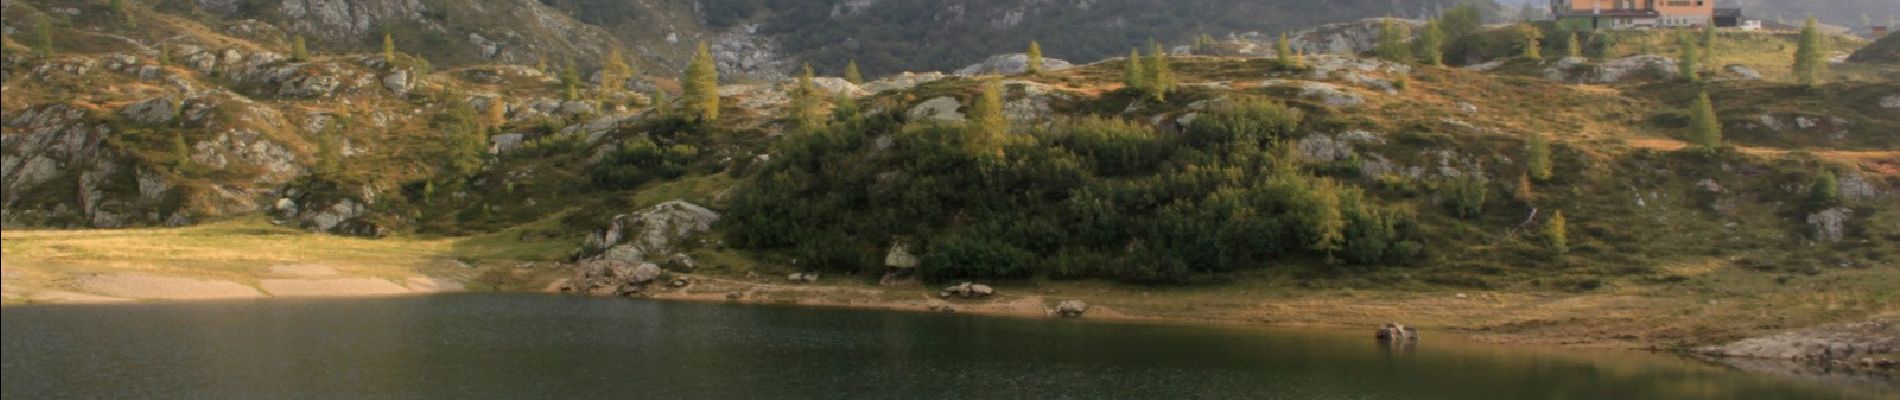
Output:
[684,42,722,122]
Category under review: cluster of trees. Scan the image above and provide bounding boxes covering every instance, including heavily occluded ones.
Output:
[1123,43,1176,101]
[724,98,1430,283]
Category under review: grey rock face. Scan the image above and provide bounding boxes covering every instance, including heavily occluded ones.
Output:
[1296,82,1362,107]
[953,53,1074,76]
[1723,64,1762,80]
[908,97,967,122]
[1806,208,1852,242]
[1881,95,1900,109]
[276,0,430,42]
[1544,55,1677,84]
[583,200,722,257]
[861,72,945,95]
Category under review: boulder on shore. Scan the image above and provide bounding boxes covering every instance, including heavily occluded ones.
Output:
[1056,300,1089,317]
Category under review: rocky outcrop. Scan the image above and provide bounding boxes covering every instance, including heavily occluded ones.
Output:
[1238,18,1422,57]
[1295,82,1363,107]
[1881,95,1900,109]
[713,25,794,82]
[1805,208,1852,243]
[582,200,721,259]
[939,282,994,299]
[861,72,946,94]
[1543,55,1677,84]
[1698,319,1900,367]
[954,53,1073,76]
[908,97,966,122]
[3,105,166,228]
[565,259,664,296]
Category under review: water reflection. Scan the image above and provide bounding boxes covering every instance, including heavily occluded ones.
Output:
[2,294,1890,400]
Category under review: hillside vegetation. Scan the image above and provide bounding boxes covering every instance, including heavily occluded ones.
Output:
[2,0,1899,350]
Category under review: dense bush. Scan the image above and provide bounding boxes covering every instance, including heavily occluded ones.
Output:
[588,137,697,190]
[723,98,1423,284]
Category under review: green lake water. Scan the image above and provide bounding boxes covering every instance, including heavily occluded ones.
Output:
[2,294,1889,399]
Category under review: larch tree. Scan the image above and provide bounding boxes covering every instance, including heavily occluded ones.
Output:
[1124,48,1146,91]
[684,42,721,122]
[35,15,53,59]
[1520,25,1543,60]
[967,79,1008,153]
[1700,23,1717,63]
[171,131,191,171]
[561,63,581,101]
[1147,42,1174,101]
[1677,33,1699,81]
[1374,18,1413,63]
[1527,132,1553,182]
[1564,32,1581,58]
[1543,210,1568,255]
[1026,41,1044,75]
[787,64,825,133]
[1276,33,1302,68]
[601,48,634,94]
[1793,16,1827,88]
[291,35,309,62]
[843,59,864,84]
[1418,19,1446,66]
[486,97,508,129]
[1690,91,1722,152]
[383,33,396,61]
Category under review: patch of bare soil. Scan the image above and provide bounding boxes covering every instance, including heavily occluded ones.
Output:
[78,273,265,300]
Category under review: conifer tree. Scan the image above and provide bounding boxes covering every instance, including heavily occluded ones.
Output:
[315,130,343,179]
[1564,32,1582,58]
[35,15,54,59]
[1677,33,1699,81]
[1527,132,1552,182]
[1521,25,1543,60]
[291,35,309,62]
[843,59,863,84]
[1543,210,1568,255]
[171,131,191,171]
[1276,33,1301,68]
[1025,41,1044,75]
[831,93,860,123]
[536,57,548,74]
[1418,19,1446,66]
[383,33,396,61]
[1690,92,1722,152]
[486,97,508,128]
[1374,18,1413,63]
[1513,173,1536,204]
[561,63,581,101]
[1700,23,1717,63]
[684,42,721,122]
[1124,48,1146,90]
[787,64,825,133]
[601,48,633,94]
[1147,42,1173,101]
[967,80,1008,154]
[1793,16,1826,88]
[1311,178,1346,258]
